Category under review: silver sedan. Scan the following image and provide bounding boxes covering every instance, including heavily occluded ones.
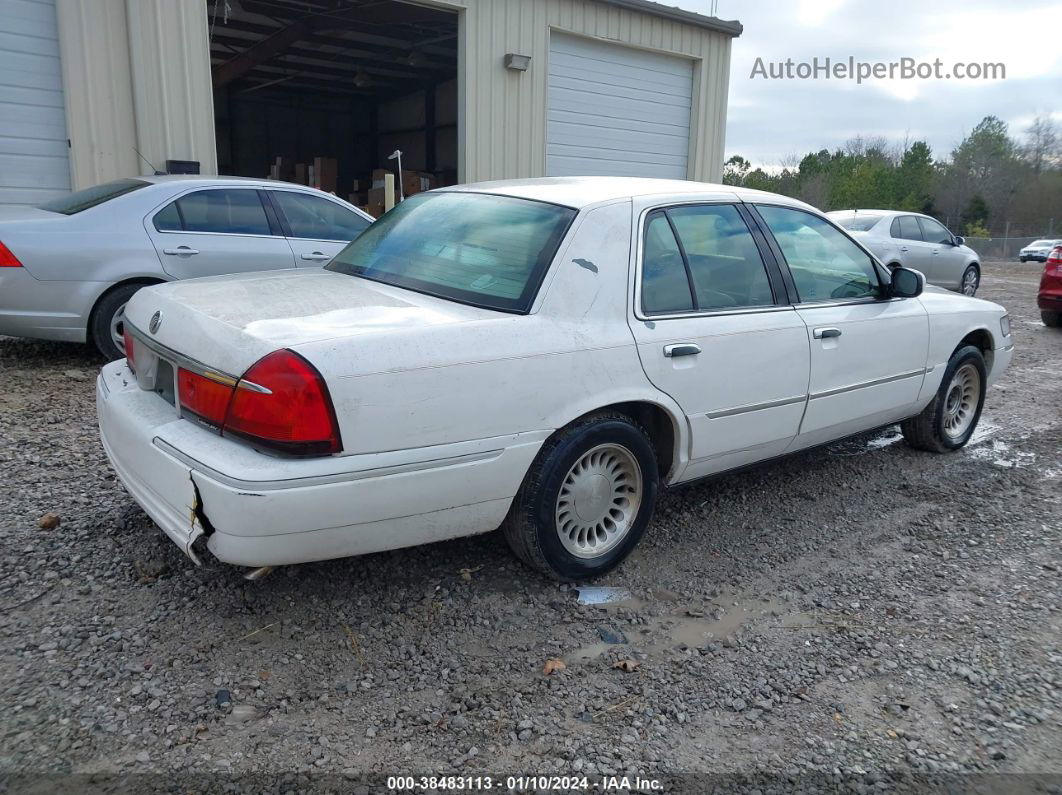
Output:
[0,176,373,359]
[827,209,982,296]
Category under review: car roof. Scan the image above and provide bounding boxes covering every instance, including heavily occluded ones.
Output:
[828,209,917,220]
[441,176,818,212]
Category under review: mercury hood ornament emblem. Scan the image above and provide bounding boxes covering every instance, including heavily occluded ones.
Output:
[149,311,162,334]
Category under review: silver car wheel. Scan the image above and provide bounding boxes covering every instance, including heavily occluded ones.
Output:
[942,363,980,439]
[961,267,979,296]
[109,303,128,354]
[555,443,642,559]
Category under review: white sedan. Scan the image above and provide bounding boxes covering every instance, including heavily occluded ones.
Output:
[97,178,1013,581]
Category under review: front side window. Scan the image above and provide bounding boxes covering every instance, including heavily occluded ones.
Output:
[38,179,148,215]
[326,192,576,313]
[891,215,923,241]
[757,205,881,302]
[918,217,953,245]
[154,189,272,236]
[272,191,370,241]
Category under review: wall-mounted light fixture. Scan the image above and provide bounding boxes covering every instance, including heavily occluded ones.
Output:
[504,53,531,72]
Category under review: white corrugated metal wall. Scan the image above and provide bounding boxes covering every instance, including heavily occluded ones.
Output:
[49,0,733,193]
[0,0,71,206]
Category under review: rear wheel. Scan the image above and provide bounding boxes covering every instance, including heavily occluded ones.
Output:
[89,283,149,360]
[901,345,986,452]
[502,413,659,581]
[1043,311,1061,328]
[961,265,980,296]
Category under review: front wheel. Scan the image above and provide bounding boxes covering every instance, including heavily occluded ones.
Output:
[961,265,980,296]
[901,345,986,452]
[1043,311,1061,328]
[502,413,660,581]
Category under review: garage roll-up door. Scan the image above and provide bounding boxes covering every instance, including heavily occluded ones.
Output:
[547,33,693,180]
[0,0,71,206]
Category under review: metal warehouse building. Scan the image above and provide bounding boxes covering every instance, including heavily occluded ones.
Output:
[0,0,740,207]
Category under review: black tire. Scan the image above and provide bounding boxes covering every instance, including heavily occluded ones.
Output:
[502,412,660,581]
[960,264,980,296]
[901,345,987,453]
[1043,311,1061,328]
[89,283,148,360]
[1019,257,1027,263]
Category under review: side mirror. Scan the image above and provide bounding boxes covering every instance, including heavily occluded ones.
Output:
[954,235,965,246]
[890,266,924,298]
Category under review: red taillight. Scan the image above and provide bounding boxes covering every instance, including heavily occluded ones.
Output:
[1047,247,1062,266]
[0,241,22,267]
[223,350,341,456]
[178,368,234,429]
[123,328,137,371]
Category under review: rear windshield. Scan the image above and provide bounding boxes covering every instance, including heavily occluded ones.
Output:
[326,191,576,313]
[38,179,149,215]
[831,214,882,232]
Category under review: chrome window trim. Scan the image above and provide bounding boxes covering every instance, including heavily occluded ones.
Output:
[128,322,240,384]
[794,296,906,310]
[151,229,286,241]
[808,368,926,400]
[705,394,807,420]
[631,200,787,322]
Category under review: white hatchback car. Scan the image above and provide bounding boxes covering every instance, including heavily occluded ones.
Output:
[98,178,1013,581]
[828,210,982,296]
[0,176,372,359]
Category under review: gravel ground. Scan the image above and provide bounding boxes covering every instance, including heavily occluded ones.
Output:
[1,260,1059,793]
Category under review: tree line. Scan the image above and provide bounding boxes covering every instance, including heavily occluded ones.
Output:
[723,114,1062,238]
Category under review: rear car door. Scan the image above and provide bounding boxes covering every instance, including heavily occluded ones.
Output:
[145,187,296,279]
[753,204,929,448]
[628,200,810,479]
[267,189,371,265]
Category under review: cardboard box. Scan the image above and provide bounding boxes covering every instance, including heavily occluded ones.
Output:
[313,157,337,193]
[367,187,387,206]
[274,156,293,182]
[294,163,308,185]
[360,203,386,219]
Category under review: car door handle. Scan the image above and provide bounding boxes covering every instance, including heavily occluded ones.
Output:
[899,246,909,252]
[163,246,199,256]
[813,327,842,339]
[300,252,331,261]
[663,343,701,358]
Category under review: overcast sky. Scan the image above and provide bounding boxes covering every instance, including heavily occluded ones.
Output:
[670,0,1062,167]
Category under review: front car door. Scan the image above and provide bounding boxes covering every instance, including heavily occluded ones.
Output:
[918,216,964,289]
[628,199,811,481]
[752,204,929,450]
[145,187,296,279]
[267,189,372,265]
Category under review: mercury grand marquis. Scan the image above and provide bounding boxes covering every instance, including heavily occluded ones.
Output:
[97,177,1013,581]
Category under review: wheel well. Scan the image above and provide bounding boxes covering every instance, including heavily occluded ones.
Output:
[577,401,677,480]
[88,278,165,328]
[957,328,994,374]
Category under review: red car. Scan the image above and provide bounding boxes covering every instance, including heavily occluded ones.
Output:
[1040,245,1062,327]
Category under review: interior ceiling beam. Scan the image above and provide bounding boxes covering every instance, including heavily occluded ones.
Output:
[213,16,326,87]
[212,13,457,57]
[210,32,453,74]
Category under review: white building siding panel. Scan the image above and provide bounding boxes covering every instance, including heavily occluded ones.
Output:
[0,0,70,205]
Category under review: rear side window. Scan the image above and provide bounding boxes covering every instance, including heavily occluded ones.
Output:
[272,191,370,241]
[38,179,148,215]
[154,189,272,236]
[891,216,923,241]
[667,205,774,310]
[641,213,693,314]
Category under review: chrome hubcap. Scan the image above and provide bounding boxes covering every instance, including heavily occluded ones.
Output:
[942,363,980,439]
[962,269,978,296]
[555,443,642,559]
[110,303,128,353]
